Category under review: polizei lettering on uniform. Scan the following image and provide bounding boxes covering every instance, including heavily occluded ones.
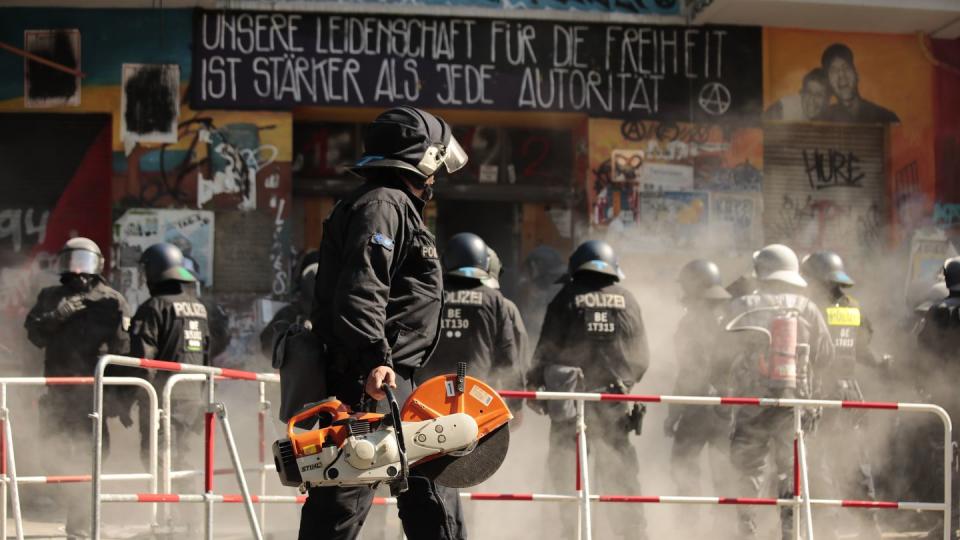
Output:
[191,9,762,122]
[172,302,208,319]
[574,292,626,309]
[444,290,483,305]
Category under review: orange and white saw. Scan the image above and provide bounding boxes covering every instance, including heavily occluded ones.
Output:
[273,365,512,491]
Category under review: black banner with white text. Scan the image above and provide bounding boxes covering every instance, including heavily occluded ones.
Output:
[191,9,762,122]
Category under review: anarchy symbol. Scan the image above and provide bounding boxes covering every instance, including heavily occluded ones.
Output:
[620,120,646,141]
[698,82,731,116]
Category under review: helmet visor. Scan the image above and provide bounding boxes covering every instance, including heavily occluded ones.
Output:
[441,135,468,174]
[416,136,469,177]
[58,249,102,275]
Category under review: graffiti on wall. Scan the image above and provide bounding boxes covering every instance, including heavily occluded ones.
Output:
[588,117,762,252]
[765,29,936,247]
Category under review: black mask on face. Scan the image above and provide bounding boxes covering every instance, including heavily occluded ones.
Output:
[61,273,94,292]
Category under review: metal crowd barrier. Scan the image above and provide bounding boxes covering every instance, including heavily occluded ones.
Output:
[498,389,953,540]
[0,376,158,540]
[84,361,953,540]
[92,354,279,540]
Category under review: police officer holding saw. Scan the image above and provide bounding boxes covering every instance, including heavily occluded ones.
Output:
[527,240,650,539]
[303,106,469,540]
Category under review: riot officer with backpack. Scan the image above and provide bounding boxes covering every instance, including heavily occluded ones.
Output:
[719,244,834,540]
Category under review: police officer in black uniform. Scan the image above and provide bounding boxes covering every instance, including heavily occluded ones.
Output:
[917,257,960,538]
[303,107,469,540]
[720,244,834,540]
[664,260,734,528]
[527,240,650,539]
[24,237,132,536]
[416,233,523,415]
[129,243,211,472]
[800,251,887,537]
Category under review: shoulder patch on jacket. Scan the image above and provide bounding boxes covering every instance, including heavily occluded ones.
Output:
[370,233,395,250]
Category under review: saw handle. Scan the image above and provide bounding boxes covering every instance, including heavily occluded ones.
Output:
[382,384,409,493]
[286,400,341,442]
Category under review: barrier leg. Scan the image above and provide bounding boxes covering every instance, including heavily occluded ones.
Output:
[793,407,801,540]
[215,403,264,540]
[160,403,172,528]
[91,365,106,540]
[147,389,159,527]
[576,400,591,540]
[943,412,952,540]
[258,382,267,533]
[1,386,23,540]
[204,374,215,540]
[1,386,7,540]
[797,426,815,539]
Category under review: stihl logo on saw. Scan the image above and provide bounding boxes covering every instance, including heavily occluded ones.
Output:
[273,365,512,494]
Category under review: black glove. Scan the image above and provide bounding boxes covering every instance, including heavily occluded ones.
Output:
[51,295,86,322]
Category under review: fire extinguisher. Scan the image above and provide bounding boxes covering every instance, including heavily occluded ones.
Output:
[766,315,798,389]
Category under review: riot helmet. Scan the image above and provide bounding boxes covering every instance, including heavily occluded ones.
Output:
[678,259,731,301]
[800,251,854,287]
[753,244,806,288]
[945,257,960,293]
[350,107,468,182]
[481,247,503,289]
[139,242,196,287]
[57,237,103,276]
[566,240,623,281]
[442,233,490,280]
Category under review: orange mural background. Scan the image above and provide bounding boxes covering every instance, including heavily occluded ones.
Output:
[764,28,937,240]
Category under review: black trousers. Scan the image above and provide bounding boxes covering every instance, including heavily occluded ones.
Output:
[42,388,109,534]
[297,368,466,540]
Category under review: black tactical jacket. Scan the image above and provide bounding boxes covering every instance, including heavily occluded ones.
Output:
[129,282,210,366]
[24,278,130,377]
[528,275,649,390]
[416,276,522,389]
[311,179,443,376]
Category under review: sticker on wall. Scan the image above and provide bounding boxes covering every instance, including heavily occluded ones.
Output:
[639,162,695,192]
[121,63,180,145]
[24,29,81,108]
[611,149,644,184]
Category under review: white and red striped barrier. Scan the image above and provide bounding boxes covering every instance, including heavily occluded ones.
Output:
[0,375,159,540]
[98,491,945,513]
[93,355,277,540]
[88,355,953,540]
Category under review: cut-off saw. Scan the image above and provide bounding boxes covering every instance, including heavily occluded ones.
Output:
[273,364,512,492]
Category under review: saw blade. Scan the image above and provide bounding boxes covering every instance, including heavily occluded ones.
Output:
[412,424,510,488]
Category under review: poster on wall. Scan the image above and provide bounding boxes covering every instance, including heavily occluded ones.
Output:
[24,29,81,108]
[192,10,762,122]
[121,63,180,145]
[589,119,763,229]
[113,208,215,309]
[606,190,708,252]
